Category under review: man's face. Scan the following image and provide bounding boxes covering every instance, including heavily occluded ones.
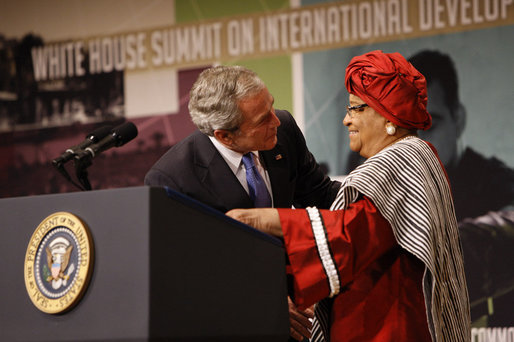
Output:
[228,87,281,153]
[418,80,459,166]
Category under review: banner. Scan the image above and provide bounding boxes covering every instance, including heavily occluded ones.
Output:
[28,0,514,79]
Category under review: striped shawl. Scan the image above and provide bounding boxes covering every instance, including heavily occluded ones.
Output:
[329,136,470,341]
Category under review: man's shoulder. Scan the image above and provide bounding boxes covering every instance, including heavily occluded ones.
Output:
[151,130,210,167]
[275,109,300,139]
[275,109,294,124]
[169,130,208,153]
[144,130,214,187]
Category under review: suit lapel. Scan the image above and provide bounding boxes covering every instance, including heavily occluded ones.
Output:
[262,142,292,208]
[193,133,253,211]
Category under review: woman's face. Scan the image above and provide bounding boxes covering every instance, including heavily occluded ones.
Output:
[343,94,389,158]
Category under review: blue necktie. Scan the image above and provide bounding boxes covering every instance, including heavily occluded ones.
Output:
[242,153,272,208]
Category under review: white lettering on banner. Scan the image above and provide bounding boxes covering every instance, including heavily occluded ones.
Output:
[359,2,373,39]
[151,23,222,66]
[125,34,138,69]
[419,0,512,30]
[279,14,290,49]
[471,327,514,342]
[290,11,300,48]
[136,33,147,69]
[259,0,412,53]
[388,0,402,34]
[298,10,312,46]
[176,28,191,62]
[88,33,146,74]
[31,42,85,81]
[29,0,514,79]
[327,6,341,43]
[88,39,100,72]
[74,42,85,77]
[314,8,328,44]
[227,19,254,56]
[259,15,278,51]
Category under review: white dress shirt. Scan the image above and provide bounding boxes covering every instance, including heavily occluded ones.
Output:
[209,136,274,207]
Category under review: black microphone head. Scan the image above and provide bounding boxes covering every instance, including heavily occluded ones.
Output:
[86,125,113,143]
[112,122,138,147]
[52,124,114,166]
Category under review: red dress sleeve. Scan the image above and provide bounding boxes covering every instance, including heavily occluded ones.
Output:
[278,196,397,310]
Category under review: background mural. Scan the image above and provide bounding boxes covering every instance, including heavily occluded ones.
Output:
[1,0,513,337]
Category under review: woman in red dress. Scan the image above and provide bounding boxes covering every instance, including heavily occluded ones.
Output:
[228,50,471,342]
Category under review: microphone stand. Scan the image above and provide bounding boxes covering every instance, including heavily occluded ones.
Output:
[74,156,93,191]
[51,121,138,192]
[52,160,86,191]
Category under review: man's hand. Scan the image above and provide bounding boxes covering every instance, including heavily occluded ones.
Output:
[226,208,283,237]
[288,297,314,341]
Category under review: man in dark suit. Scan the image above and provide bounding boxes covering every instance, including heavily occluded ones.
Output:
[145,65,341,341]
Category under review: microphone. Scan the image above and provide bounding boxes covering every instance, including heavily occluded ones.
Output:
[52,125,113,166]
[75,121,138,161]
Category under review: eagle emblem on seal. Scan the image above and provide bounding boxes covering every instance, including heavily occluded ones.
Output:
[45,237,75,290]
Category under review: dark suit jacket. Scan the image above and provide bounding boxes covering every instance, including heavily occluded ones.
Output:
[144,110,341,212]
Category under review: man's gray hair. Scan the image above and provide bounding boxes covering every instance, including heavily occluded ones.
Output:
[188,65,266,136]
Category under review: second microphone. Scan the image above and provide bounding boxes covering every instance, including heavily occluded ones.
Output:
[75,122,138,161]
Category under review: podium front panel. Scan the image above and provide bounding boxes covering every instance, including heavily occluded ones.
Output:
[0,187,289,341]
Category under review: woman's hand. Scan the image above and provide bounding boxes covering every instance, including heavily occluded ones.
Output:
[226,208,283,237]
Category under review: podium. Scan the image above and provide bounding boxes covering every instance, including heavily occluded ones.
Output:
[0,186,289,341]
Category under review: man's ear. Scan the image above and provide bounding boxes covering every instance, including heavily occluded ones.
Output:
[454,103,466,138]
[213,129,234,147]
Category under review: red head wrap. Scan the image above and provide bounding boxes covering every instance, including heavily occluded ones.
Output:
[345,50,431,130]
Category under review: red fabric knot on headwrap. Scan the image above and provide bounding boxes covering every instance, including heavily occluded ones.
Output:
[345,50,432,130]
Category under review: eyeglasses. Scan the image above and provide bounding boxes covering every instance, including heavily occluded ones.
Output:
[346,103,368,118]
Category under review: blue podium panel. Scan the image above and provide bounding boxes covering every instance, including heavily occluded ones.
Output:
[0,186,288,342]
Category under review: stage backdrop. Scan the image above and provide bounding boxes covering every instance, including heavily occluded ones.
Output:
[1,0,513,338]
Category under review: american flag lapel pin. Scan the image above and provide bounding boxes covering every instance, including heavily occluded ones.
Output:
[275,154,283,160]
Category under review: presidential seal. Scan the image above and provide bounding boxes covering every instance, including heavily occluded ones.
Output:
[24,212,94,314]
